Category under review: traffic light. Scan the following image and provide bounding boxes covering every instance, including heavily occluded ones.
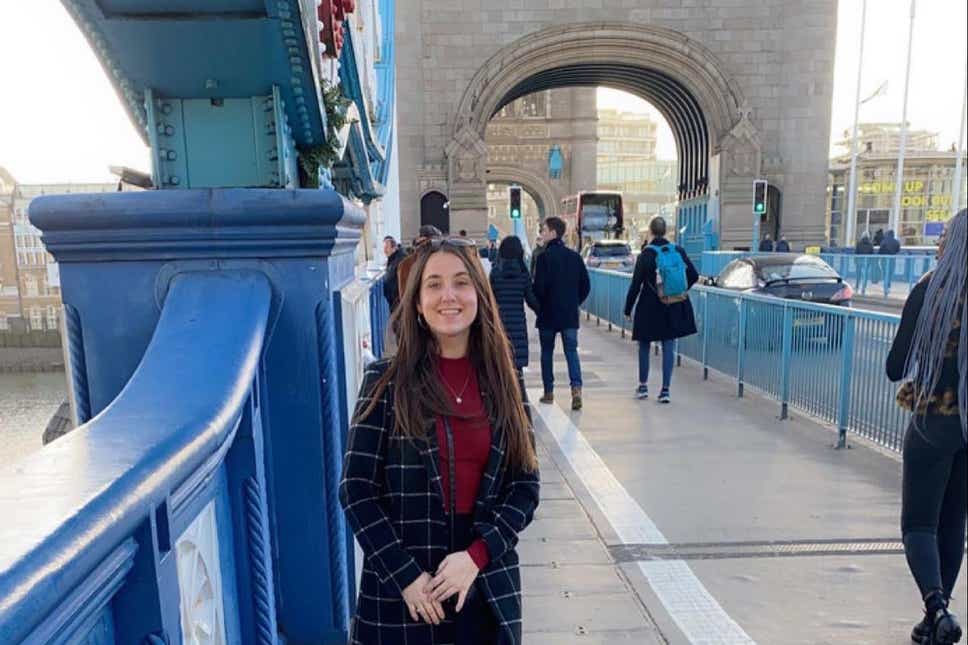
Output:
[753,179,768,216]
[509,186,522,219]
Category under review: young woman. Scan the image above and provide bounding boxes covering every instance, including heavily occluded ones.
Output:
[489,235,540,370]
[887,209,966,645]
[340,238,540,645]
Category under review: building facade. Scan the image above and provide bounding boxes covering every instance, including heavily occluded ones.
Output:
[482,87,597,241]
[596,108,678,240]
[828,123,968,246]
[396,3,839,249]
[0,171,120,332]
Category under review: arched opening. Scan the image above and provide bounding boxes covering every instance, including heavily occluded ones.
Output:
[420,191,449,234]
[764,185,783,242]
[447,23,756,253]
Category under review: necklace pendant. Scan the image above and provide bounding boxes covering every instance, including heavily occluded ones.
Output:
[456,396,462,404]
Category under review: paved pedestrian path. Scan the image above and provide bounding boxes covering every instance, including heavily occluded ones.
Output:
[518,315,966,644]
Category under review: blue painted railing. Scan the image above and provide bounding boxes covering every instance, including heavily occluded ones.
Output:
[0,271,272,643]
[585,269,910,452]
[367,273,391,360]
[700,251,936,299]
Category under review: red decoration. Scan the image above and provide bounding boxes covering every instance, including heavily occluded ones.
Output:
[317,0,355,59]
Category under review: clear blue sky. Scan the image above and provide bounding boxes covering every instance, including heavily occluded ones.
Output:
[1,1,966,181]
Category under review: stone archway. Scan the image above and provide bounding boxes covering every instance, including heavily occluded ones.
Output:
[485,164,561,221]
[444,22,762,247]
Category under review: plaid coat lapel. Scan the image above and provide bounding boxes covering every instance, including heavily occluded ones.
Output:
[417,416,446,508]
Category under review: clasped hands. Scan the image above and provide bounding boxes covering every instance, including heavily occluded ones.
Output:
[401,551,480,624]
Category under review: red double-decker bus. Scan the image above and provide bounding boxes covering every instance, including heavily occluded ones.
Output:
[559,192,624,252]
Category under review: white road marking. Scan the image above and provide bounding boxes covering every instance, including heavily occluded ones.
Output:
[529,389,756,644]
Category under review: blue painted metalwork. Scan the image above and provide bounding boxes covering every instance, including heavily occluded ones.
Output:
[62,0,326,146]
[585,269,909,452]
[367,273,391,360]
[675,196,708,259]
[63,303,91,424]
[373,0,397,186]
[0,189,368,643]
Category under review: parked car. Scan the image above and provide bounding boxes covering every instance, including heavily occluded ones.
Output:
[582,240,635,272]
[708,254,854,348]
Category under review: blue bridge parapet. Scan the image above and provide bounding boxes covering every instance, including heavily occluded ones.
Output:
[0,190,385,644]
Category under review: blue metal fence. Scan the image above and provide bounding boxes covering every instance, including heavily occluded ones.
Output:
[367,272,391,359]
[585,268,910,452]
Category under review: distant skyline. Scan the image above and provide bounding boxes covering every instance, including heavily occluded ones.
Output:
[1,1,966,183]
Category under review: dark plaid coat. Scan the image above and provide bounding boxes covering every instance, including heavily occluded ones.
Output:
[339,358,540,645]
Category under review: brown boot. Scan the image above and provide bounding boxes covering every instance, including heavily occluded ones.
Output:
[571,386,582,411]
[539,390,554,404]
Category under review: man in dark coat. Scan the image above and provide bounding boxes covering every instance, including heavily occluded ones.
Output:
[775,235,791,252]
[623,216,699,403]
[855,233,876,293]
[877,229,902,295]
[382,235,407,311]
[532,217,590,410]
[758,234,774,252]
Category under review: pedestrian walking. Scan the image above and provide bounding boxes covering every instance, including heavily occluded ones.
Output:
[533,216,590,410]
[623,216,699,403]
[887,209,966,645]
[340,236,540,645]
[382,235,407,311]
[879,229,902,295]
[855,233,876,293]
[775,235,791,252]
[758,234,774,252]
[873,227,885,247]
[490,235,540,369]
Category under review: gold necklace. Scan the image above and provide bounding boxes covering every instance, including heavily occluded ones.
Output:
[440,368,472,404]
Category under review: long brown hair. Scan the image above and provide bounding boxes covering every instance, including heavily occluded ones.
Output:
[356,243,538,473]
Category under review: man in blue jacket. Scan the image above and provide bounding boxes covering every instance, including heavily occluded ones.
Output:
[533,217,591,410]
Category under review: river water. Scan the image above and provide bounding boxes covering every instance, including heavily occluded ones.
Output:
[0,372,67,466]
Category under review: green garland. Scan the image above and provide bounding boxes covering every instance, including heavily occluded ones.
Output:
[299,83,352,188]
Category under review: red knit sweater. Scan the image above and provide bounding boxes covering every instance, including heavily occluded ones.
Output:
[435,355,491,570]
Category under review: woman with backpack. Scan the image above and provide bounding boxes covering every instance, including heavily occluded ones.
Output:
[490,235,540,370]
[887,209,966,645]
[623,216,699,403]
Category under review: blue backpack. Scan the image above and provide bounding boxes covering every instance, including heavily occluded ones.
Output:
[647,244,689,304]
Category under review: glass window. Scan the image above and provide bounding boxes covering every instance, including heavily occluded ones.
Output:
[720,263,756,289]
[0,315,8,331]
[29,307,42,330]
[519,92,547,118]
[590,243,631,257]
[47,306,58,330]
[757,258,839,283]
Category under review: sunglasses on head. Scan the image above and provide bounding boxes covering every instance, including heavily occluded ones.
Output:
[423,237,478,251]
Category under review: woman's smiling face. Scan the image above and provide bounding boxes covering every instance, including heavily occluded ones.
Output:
[417,250,479,342]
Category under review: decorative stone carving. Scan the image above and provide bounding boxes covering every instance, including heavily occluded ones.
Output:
[719,106,763,180]
[177,501,227,645]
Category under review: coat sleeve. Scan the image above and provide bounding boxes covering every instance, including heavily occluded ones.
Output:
[475,375,540,563]
[886,278,926,382]
[339,365,424,595]
[578,258,591,305]
[522,274,540,314]
[679,247,700,288]
[625,250,648,316]
[532,252,548,302]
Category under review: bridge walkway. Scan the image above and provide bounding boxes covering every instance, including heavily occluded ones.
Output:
[516,314,966,644]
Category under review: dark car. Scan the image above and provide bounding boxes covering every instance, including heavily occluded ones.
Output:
[709,254,854,348]
[581,240,634,272]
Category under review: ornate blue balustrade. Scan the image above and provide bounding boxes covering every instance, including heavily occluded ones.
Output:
[0,189,373,644]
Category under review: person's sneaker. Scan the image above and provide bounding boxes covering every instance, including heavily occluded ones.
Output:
[635,384,649,399]
[539,391,554,404]
[571,387,582,411]
[658,388,671,404]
